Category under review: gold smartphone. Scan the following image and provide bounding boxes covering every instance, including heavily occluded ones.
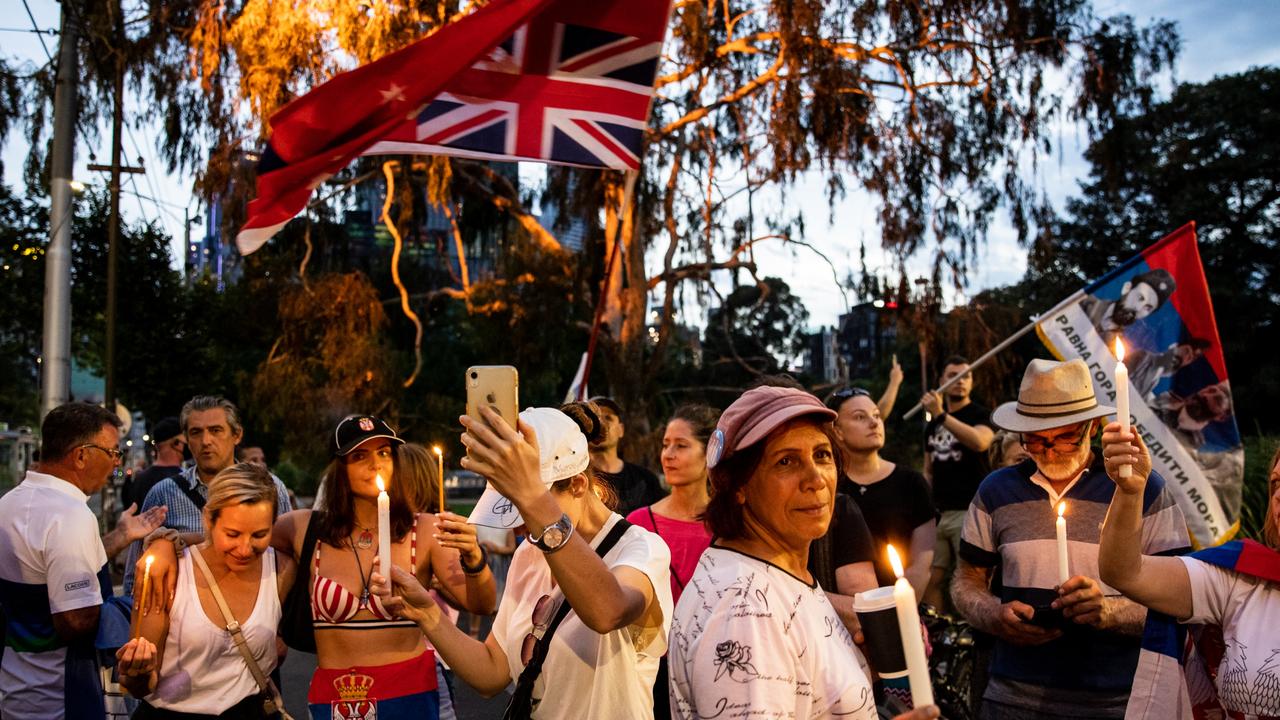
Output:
[465,365,520,430]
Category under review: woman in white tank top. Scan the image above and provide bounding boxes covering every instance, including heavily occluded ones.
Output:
[116,463,297,719]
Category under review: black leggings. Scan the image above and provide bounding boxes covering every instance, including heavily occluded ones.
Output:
[133,694,276,720]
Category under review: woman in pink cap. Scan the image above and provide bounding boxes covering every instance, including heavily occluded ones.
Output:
[666,385,938,720]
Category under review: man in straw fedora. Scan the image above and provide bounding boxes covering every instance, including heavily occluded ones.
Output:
[951,358,1190,720]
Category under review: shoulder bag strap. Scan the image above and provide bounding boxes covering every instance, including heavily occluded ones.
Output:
[189,547,294,720]
[176,473,207,511]
[646,506,686,592]
[504,518,634,719]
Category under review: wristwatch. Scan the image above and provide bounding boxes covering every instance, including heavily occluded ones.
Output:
[529,513,574,554]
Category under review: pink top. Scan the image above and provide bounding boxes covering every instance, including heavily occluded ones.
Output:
[626,505,712,605]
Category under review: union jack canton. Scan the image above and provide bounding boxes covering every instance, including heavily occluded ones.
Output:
[365,0,671,170]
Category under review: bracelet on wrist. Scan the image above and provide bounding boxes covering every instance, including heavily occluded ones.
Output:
[461,546,488,574]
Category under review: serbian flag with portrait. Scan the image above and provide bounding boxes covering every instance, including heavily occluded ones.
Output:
[235,0,672,255]
[1035,222,1243,548]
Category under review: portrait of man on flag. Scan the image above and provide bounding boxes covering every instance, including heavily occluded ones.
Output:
[1037,223,1244,547]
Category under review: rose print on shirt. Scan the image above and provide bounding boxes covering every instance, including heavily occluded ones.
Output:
[712,641,759,683]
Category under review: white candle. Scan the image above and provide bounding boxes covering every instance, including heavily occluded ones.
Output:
[132,554,154,638]
[1114,337,1132,478]
[433,445,445,513]
[376,474,392,577]
[1056,502,1070,586]
[887,545,933,707]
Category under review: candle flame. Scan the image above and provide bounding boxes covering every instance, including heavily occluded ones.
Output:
[1058,501,1066,518]
[375,474,386,492]
[144,554,154,570]
[1115,336,1126,363]
[432,445,443,457]
[886,544,905,579]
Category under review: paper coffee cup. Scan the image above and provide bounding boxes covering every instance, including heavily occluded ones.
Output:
[853,586,908,679]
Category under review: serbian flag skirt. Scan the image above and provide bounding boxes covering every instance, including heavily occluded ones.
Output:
[308,650,438,720]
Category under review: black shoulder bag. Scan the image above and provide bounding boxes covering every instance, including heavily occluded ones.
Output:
[503,518,633,720]
[279,511,324,653]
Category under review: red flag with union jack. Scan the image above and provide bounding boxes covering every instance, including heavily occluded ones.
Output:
[236,0,556,255]
[363,0,672,170]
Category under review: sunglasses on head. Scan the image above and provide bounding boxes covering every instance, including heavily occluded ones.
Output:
[827,387,872,408]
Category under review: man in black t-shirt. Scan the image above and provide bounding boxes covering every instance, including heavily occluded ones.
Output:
[121,416,185,509]
[920,356,994,610]
[587,396,667,515]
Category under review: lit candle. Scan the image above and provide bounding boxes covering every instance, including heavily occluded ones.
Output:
[132,554,154,637]
[887,544,933,707]
[433,445,445,514]
[1056,502,1070,586]
[1114,337,1131,478]
[376,474,392,577]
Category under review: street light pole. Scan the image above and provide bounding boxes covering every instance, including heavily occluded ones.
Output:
[41,2,79,418]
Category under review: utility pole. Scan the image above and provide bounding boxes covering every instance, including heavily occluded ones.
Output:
[41,1,80,419]
[87,0,143,416]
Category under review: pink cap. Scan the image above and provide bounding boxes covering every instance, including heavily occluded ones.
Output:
[706,386,837,469]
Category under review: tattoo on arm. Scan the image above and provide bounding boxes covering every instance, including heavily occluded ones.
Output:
[951,561,1000,635]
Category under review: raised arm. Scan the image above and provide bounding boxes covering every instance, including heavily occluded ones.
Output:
[516,490,657,633]
[1097,422,1192,620]
[374,565,514,697]
[461,406,658,634]
[877,355,904,419]
[426,511,497,616]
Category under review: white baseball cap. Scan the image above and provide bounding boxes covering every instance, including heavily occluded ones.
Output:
[467,407,590,528]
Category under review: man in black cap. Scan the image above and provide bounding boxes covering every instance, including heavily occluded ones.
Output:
[587,396,666,515]
[1082,268,1177,346]
[120,416,185,509]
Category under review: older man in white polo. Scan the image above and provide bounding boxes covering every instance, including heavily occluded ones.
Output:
[951,359,1189,720]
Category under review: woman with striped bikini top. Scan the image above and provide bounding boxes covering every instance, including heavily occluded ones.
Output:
[270,415,498,720]
[310,518,419,629]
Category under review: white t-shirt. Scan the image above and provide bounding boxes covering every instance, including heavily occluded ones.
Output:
[490,513,673,720]
[669,546,877,720]
[1180,556,1280,716]
[0,471,109,720]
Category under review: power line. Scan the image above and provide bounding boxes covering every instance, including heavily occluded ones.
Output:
[0,26,57,35]
[19,0,52,62]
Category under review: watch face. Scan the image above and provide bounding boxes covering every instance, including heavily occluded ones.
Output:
[542,526,566,548]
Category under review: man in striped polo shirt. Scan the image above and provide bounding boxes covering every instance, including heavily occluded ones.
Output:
[953,359,1189,720]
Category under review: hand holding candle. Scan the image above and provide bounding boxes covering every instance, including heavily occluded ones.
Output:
[1055,502,1070,586]
[887,544,934,707]
[1114,337,1131,479]
[376,474,392,577]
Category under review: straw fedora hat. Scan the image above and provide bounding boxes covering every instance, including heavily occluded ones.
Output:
[991,359,1116,433]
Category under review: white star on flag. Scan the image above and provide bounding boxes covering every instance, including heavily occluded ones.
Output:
[379,83,407,105]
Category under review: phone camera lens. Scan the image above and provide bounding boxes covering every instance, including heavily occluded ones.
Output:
[470,371,478,380]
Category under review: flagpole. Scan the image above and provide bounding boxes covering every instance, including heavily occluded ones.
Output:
[901,288,1087,420]
[576,170,639,401]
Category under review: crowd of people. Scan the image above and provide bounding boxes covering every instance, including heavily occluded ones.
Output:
[0,355,1277,720]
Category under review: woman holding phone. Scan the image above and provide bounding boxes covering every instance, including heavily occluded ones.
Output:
[375,401,674,719]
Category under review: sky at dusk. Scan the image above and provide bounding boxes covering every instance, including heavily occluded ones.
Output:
[3,0,1278,334]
